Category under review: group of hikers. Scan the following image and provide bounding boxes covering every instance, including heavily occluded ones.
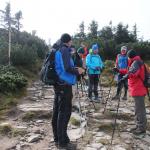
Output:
[48,33,148,149]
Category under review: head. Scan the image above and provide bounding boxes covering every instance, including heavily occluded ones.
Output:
[60,33,72,47]
[121,46,127,55]
[127,49,137,60]
[70,45,76,55]
[92,44,99,54]
[77,47,84,58]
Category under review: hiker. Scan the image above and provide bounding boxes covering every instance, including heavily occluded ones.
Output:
[52,33,84,149]
[72,45,84,68]
[86,44,104,102]
[121,50,147,135]
[78,43,88,68]
[112,46,128,100]
[71,45,85,81]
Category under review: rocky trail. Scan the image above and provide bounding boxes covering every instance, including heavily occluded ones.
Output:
[0,80,150,150]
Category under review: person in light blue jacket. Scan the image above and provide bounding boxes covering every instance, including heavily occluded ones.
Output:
[86,44,104,101]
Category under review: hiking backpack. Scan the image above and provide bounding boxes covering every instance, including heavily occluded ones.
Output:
[40,49,59,85]
[143,64,150,88]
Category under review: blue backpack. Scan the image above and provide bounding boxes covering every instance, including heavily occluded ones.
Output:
[40,49,59,85]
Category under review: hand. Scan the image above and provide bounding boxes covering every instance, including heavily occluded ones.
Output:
[95,67,101,71]
[77,67,85,75]
[119,74,129,82]
[113,67,119,73]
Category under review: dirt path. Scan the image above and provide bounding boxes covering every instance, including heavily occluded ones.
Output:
[0,80,150,150]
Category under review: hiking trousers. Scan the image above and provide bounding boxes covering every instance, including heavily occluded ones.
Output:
[88,74,99,97]
[52,84,73,146]
[133,96,147,131]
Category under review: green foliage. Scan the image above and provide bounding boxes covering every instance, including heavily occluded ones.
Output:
[0,65,27,93]
[11,44,37,66]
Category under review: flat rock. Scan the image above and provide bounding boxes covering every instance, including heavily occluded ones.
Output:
[27,134,41,143]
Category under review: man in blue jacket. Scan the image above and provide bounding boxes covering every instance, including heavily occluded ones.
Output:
[86,44,104,101]
[52,33,84,149]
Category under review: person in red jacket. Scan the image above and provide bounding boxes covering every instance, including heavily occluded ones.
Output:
[112,46,128,100]
[121,50,147,135]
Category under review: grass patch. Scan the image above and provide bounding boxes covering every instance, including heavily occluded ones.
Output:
[98,139,110,145]
[0,89,27,113]
[22,111,36,121]
[22,111,51,121]
[0,124,27,137]
[70,117,80,126]
[105,110,133,121]
[98,123,114,132]
[12,128,27,137]
[0,124,12,136]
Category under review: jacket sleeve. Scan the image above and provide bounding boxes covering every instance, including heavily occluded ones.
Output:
[115,54,119,68]
[128,60,142,78]
[86,55,96,70]
[61,48,79,75]
[99,56,104,69]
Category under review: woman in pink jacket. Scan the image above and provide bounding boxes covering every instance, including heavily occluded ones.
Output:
[123,50,147,135]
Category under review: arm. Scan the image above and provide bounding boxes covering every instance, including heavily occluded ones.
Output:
[61,47,79,75]
[128,60,142,78]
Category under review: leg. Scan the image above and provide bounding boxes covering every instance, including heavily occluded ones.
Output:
[88,75,94,98]
[52,85,59,143]
[122,79,128,100]
[112,74,123,100]
[57,85,73,147]
[93,74,99,99]
[133,96,147,134]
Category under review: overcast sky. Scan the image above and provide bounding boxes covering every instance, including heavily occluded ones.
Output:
[0,0,150,44]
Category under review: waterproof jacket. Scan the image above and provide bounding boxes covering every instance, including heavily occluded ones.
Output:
[55,44,78,85]
[86,54,104,75]
[116,54,128,75]
[128,56,147,96]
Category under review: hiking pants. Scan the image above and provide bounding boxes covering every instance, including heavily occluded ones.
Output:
[133,96,147,131]
[88,74,99,97]
[52,84,73,146]
[117,74,128,96]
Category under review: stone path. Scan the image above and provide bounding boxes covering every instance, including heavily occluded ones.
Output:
[0,80,150,150]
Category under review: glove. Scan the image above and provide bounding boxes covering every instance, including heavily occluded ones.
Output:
[113,67,119,73]
[95,67,101,71]
[119,74,129,83]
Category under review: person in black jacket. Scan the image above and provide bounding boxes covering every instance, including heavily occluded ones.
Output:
[52,34,84,149]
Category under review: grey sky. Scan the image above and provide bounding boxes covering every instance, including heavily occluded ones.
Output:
[0,0,150,44]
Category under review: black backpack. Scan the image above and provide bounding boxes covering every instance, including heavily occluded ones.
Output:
[143,64,150,88]
[40,49,59,85]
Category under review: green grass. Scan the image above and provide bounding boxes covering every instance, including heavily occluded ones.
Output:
[0,89,27,118]
[70,117,80,126]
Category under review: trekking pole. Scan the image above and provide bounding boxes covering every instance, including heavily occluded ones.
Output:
[103,74,115,114]
[110,91,121,146]
[98,76,104,102]
[76,82,83,119]
[110,78,124,147]
[81,77,96,110]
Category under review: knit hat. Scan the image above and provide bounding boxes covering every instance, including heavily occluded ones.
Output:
[127,50,137,58]
[92,44,98,51]
[60,33,71,43]
[121,46,127,52]
[77,47,84,54]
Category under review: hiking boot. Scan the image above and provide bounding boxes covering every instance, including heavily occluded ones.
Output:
[93,96,100,103]
[132,128,146,135]
[58,142,77,150]
[112,95,120,100]
[122,96,127,100]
